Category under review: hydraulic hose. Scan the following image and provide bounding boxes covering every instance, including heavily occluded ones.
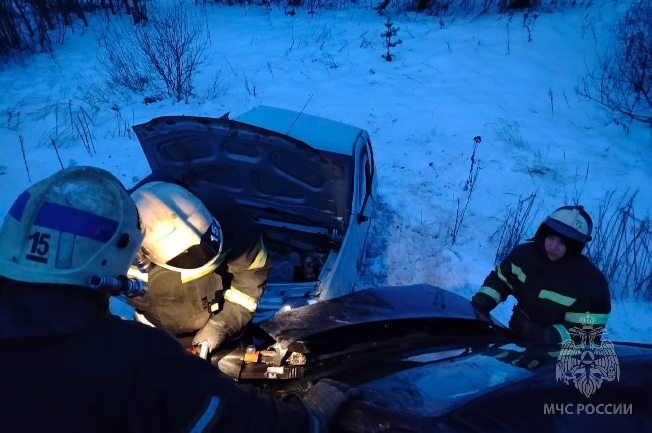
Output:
[89,274,148,297]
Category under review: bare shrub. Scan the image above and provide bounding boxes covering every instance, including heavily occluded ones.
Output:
[99,18,151,94]
[451,136,481,244]
[491,192,538,264]
[0,0,148,58]
[576,0,652,130]
[489,118,529,150]
[99,0,209,102]
[585,189,652,301]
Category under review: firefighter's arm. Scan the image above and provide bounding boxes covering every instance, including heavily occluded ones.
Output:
[472,247,524,313]
[541,285,611,344]
[131,326,310,433]
[214,237,273,334]
[511,287,611,346]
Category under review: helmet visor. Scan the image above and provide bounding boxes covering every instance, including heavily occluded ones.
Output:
[161,219,223,270]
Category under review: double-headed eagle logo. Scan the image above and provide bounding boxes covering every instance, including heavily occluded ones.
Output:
[555,313,620,398]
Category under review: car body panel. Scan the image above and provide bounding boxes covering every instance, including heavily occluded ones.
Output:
[259,284,495,348]
[233,106,363,157]
[218,284,652,433]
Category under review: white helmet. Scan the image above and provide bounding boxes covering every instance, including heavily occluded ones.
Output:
[130,182,223,271]
[0,166,144,287]
[543,205,593,243]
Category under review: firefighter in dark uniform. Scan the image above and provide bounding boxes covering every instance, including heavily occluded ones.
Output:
[127,175,271,356]
[471,205,611,345]
[0,166,354,433]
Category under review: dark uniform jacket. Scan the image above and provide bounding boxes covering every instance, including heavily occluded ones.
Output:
[126,172,272,339]
[0,279,309,433]
[472,239,611,344]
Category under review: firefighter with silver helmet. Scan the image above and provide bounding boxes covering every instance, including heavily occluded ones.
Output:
[0,166,356,433]
[127,178,272,357]
[471,205,611,345]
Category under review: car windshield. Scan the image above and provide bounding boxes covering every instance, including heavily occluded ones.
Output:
[358,344,540,417]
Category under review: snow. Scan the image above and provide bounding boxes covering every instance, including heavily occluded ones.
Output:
[0,1,650,343]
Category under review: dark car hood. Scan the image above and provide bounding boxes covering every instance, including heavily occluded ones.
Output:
[259,284,493,349]
[132,115,347,232]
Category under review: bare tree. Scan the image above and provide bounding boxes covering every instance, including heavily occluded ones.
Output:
[99,17,151,93]
[134,1,208,101]
[99,0,209,101]
[576,0,652,129]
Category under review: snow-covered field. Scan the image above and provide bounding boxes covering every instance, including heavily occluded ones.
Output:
[1,1,650,341]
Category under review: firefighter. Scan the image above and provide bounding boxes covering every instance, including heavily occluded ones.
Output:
[471,205,611,345]
[126,175,272,356]
[0,166,355,433]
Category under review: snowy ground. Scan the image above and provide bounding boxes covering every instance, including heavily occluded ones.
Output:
[0,1,650,342]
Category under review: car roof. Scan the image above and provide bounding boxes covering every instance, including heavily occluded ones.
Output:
[234,105,365,157]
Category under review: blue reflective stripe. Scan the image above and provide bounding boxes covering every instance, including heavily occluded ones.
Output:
[479,286,502,304]
[538,290,576,307]
[33,201,118,243]
[552,324,570,342]
[8,191,30,221]
[190,396,221,433]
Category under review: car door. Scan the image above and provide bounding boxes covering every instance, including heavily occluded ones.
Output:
[352,137,375,291]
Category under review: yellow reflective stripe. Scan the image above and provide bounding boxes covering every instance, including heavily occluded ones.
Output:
[190,396,221,433]
[492,351,510,359]
[180,262,219,284]
[495,265,513,290]
[248,241,268,270]
[553,324,571,342]
[538,290,576,307]
[511,263,526,283]
[548,351,561,358]
[479,286,502,304]
[224,287,258,312]
[565,312,609,326]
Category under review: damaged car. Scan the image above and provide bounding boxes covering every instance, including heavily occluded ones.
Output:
[210,284,652,433]
[127,105,377,323]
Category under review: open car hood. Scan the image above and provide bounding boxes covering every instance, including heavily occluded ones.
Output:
[259,284,491,349]
[132,115,348,232]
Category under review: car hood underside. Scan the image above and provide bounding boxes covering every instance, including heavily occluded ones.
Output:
[132,115,348,232]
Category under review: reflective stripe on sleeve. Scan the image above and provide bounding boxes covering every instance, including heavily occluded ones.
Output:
[495,265,513,290]
[565,312,609,326]
[538,290,576,307]
[190,396,221,433]
[224,287,258,312]
[247,240,268,270]
[479,286,502,304]
[510,263,526,283]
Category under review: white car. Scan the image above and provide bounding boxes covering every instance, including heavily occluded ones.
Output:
[130,105,377,323]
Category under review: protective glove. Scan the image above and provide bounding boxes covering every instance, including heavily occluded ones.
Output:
[192,318,229,356]
[471,292,495,315]
[509,306,544,344]
[302,379,360,433]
